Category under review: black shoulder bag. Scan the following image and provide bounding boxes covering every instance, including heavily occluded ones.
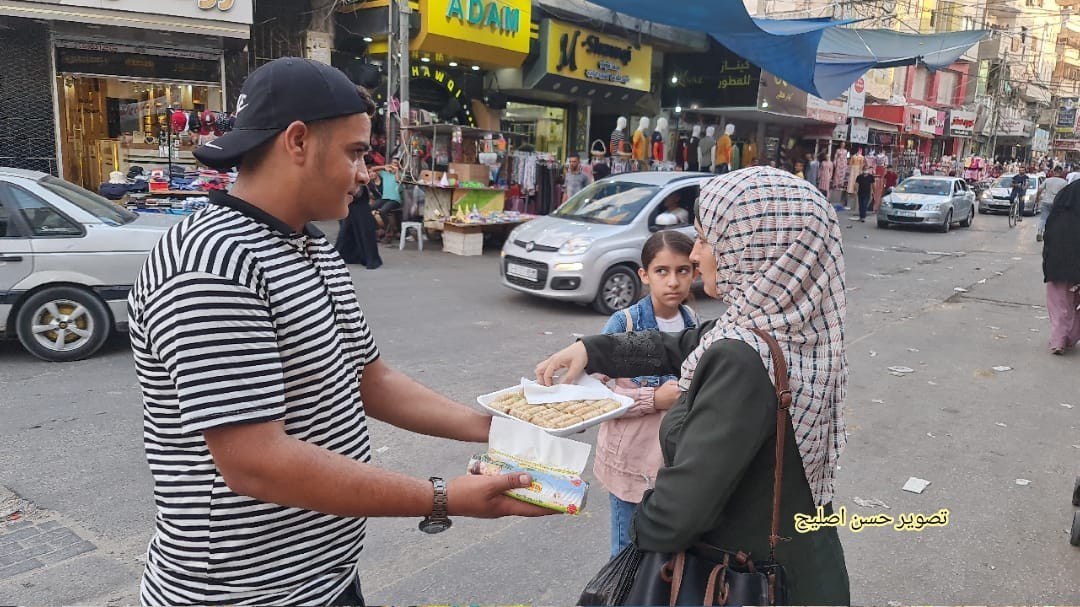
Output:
[579,328,792,606]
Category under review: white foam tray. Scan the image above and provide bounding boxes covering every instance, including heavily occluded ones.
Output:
[476,384,635,437]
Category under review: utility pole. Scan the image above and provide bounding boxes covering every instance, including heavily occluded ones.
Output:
[386,0,397,160]
[989,34,1008,163]
[399,0,411,150]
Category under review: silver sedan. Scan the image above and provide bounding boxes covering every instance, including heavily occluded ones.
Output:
[500,172,712,314]
[877,176,977,233]
[1,168,177,361]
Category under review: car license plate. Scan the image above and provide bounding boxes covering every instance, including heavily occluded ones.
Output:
[507,263,538,281]
[894,210,917,217]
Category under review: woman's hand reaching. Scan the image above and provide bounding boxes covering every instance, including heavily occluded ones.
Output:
[653,380,683,410]
[534,341,589,386]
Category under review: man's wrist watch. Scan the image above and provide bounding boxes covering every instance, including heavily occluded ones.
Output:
[419,477,452,534]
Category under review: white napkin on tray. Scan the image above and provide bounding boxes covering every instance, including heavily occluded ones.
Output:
[520,374,613,405]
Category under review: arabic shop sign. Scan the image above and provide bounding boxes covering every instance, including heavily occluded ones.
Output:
[846,77,865,118]
[417,0,531,66]
[410,64,476,126]
[1033,128,1050,153]
[542,19,651,92]
[661,41,759,109]
[27,0,252,23]
[997,118,1033,138]
[949,110,976,137]
[758,71,808,117]
[1057,98,1078,135]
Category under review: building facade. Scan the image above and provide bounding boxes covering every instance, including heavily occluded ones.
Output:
[0,0,253,187]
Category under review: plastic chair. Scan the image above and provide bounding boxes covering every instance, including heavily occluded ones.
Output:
[399,221,423,251]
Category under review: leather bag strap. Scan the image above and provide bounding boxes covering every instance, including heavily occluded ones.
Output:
[748,328,793,560]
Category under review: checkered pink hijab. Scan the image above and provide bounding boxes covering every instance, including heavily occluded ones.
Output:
[678,166,848,506]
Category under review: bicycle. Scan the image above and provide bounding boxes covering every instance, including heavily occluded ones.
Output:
[1008,190,1021,228]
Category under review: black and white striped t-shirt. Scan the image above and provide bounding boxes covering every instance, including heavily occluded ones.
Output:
[128,191,379,606]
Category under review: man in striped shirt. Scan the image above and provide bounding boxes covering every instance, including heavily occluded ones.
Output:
[128,58,550,606]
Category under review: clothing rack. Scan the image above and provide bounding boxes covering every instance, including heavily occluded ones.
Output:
[510,152,561,215]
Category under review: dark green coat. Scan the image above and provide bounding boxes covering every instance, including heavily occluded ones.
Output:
[581,322,850,605]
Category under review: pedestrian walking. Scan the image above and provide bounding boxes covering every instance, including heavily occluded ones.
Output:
[855,166,875,222]
[562,153,592,204]
[1042,181,1080,355]
[335,179,383,269]
[129,57,551,606]
[1036,166,1068,242]
[537,166,850,604]
[593,231,699,558]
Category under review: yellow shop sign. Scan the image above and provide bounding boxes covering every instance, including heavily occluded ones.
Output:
[416,0,531,66]
[542,19,651,93]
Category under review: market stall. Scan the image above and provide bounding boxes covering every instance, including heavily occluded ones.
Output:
[399,123,534,245]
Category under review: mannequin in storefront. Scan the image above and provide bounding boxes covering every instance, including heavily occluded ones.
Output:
[652,117,668,166]
[198,109,221,146]
[688,125,701,171]
[610,117,629,157]
[699,126,716,173]
[715,123,735,174]
[846,147,865,208]
[833,142,849,205]
[818,152,833,196]
[632,117,650,168]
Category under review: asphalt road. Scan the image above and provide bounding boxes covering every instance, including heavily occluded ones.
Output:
[1,209,1078,605]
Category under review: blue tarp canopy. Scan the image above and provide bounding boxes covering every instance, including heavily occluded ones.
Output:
[582,0,989,100]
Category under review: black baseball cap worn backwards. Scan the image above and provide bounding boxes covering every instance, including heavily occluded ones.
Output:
[194,57,369,170]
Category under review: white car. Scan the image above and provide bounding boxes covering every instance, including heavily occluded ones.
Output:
[0,168,177,361]
[877,176,977,233]
[500,172,712,314]
[979,173,1043,216]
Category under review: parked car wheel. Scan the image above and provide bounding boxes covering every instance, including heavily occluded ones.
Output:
[592,266,640,315]
[937,210,952,233]
[1023,202,1037,217]
[876,218,890,229]
[1072,511,1080,547]
[959,205,974,228]
[1072,476,1080,507]
[15,286,112,362]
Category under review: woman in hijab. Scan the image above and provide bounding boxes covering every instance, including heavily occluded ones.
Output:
[536,166,850,604]
[335,162,383,270]
[1042,181,1080,354]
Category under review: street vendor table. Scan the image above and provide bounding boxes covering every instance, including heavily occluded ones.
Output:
[407,181,508,234]
[441,216,536,256]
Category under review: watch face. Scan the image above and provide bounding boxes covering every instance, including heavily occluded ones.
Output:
[419,518,451,534]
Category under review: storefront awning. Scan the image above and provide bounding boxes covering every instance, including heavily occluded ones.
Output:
[861,117,902,132]
[0,0,251,38]
[578,0,988,100]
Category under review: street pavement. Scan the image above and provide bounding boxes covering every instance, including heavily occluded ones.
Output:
[1,210,1078,605]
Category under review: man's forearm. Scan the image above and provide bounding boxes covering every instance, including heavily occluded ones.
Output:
[362,360,491,442]
[210,425,434,518]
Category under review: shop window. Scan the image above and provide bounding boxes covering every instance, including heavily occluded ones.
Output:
[56,75,222,190]
[912,67,930,101]
[936,71,959,105]
[502,103,568,159]
[0,184,82,238]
